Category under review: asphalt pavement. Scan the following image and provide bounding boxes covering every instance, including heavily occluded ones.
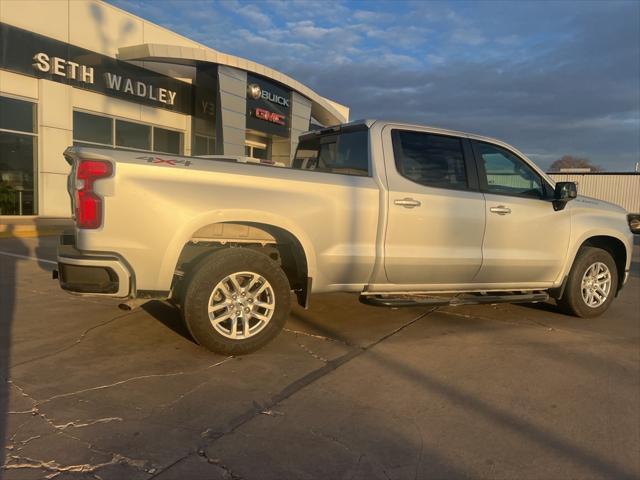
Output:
[0,235,638,480]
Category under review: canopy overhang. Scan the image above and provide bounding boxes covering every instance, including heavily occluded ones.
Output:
[117,43,349,126]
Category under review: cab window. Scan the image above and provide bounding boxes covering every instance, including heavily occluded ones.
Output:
[391,130,468,190]
[474,141,545,199]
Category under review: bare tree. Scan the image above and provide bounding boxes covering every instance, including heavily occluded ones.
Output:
[549,155,603,172]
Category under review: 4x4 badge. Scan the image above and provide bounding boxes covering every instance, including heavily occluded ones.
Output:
[136,156,191,167]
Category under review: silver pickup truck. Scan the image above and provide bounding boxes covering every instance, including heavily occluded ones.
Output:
[56,120,634,354]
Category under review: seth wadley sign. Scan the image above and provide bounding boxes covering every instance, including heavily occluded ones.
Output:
[32,52,178,106]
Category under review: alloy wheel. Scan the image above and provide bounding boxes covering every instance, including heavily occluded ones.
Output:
[207,271,276,339]
[580,262,611,308]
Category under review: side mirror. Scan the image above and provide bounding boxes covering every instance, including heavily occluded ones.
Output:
[553,182,577,211]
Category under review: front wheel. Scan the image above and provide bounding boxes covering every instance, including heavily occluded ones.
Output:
[557,246,618,318]
[183,248,291,355]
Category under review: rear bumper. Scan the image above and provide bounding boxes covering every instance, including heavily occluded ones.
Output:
[56,233,132,298]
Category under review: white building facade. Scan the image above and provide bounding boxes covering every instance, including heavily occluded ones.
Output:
[0,0,349,218]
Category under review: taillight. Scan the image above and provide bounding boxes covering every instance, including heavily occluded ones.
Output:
[75,160,112,229]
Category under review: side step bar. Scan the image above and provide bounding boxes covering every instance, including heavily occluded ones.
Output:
[360,292,549,308]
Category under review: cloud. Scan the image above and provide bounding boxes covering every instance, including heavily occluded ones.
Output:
[232,3,272,29]
[285,20,360,44]
[261,0,351,22]
[106,0,640,170]
[365,25,430,49]
[450,29,486,46]
[352,9,393,22]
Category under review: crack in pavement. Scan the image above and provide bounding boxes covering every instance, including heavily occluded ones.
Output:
[147,449,244,480]
[347,454,365,480]
[6,419,31,449]
[3,418,156,478]
[148,309,435,479]
[437,307,638,343]
[309,428,354,453]
[3,452,149,479]
[28,356,233,407]
[15,435,40,447]
[291,337,329,363]
[50,417,123,431]
[12,310,138,368]
[199,449,245,480]
[307,428,395,480]
[154,379,213,412]
[5,382,148,476]
[282,328,346,344]
[439,308,566,335]
[197,309,436,442]
[4,358,232,477]
[9,310,435,480]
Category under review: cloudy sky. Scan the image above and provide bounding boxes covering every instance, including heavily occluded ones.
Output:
[109,0,640,171]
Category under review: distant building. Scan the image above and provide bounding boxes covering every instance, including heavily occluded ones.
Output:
[547,172,640,214]
[0,0,349,218]
[557,168,593,173]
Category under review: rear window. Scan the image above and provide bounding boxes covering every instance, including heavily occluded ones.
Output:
[292,130,369,176]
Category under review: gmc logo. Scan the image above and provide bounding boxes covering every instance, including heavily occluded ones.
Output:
[254,108,286,126]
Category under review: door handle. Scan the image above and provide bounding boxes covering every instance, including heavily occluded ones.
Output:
[490,205,511,215]
[394,198,421,208]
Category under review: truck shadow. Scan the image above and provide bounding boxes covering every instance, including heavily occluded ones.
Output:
[518,299,563,314]
[141,300,196,344]
[288,306,637,480]
[0,225,29,474]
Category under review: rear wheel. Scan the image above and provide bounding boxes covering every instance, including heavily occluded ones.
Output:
[183,248,291,354]
[557,246,618,318]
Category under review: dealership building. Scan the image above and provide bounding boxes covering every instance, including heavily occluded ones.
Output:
[0,0,349,218]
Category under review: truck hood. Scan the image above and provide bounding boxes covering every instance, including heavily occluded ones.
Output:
[573,195,627,215]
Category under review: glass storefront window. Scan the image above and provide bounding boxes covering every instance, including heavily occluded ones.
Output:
[73,111,183,154]
[253,147,268,159]
[0,96,36,133]
[154,127,181,154]
[245,139,269,160]
[0,96,37,215]
[73,111,112,145]
[194,135,215,156]
[116,120,151,150]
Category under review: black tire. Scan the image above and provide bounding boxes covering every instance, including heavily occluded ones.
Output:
[557,246,618,318]
[182,248,291,355]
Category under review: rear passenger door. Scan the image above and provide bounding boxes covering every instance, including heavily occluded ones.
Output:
[383,127,486,286]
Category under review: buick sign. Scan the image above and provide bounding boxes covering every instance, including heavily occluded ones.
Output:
[247,83,262,100]
[247,83,290,108]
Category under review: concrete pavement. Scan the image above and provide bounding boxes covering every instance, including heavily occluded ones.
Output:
[0,236,638,479]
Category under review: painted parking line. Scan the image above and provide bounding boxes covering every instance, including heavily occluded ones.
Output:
[0,251,57,265]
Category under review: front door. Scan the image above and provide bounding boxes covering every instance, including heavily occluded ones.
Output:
[383,127,486,286]
[472,140,571,284]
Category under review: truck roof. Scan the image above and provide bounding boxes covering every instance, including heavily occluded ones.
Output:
[302,118,505,146]
[299,119,554,186]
